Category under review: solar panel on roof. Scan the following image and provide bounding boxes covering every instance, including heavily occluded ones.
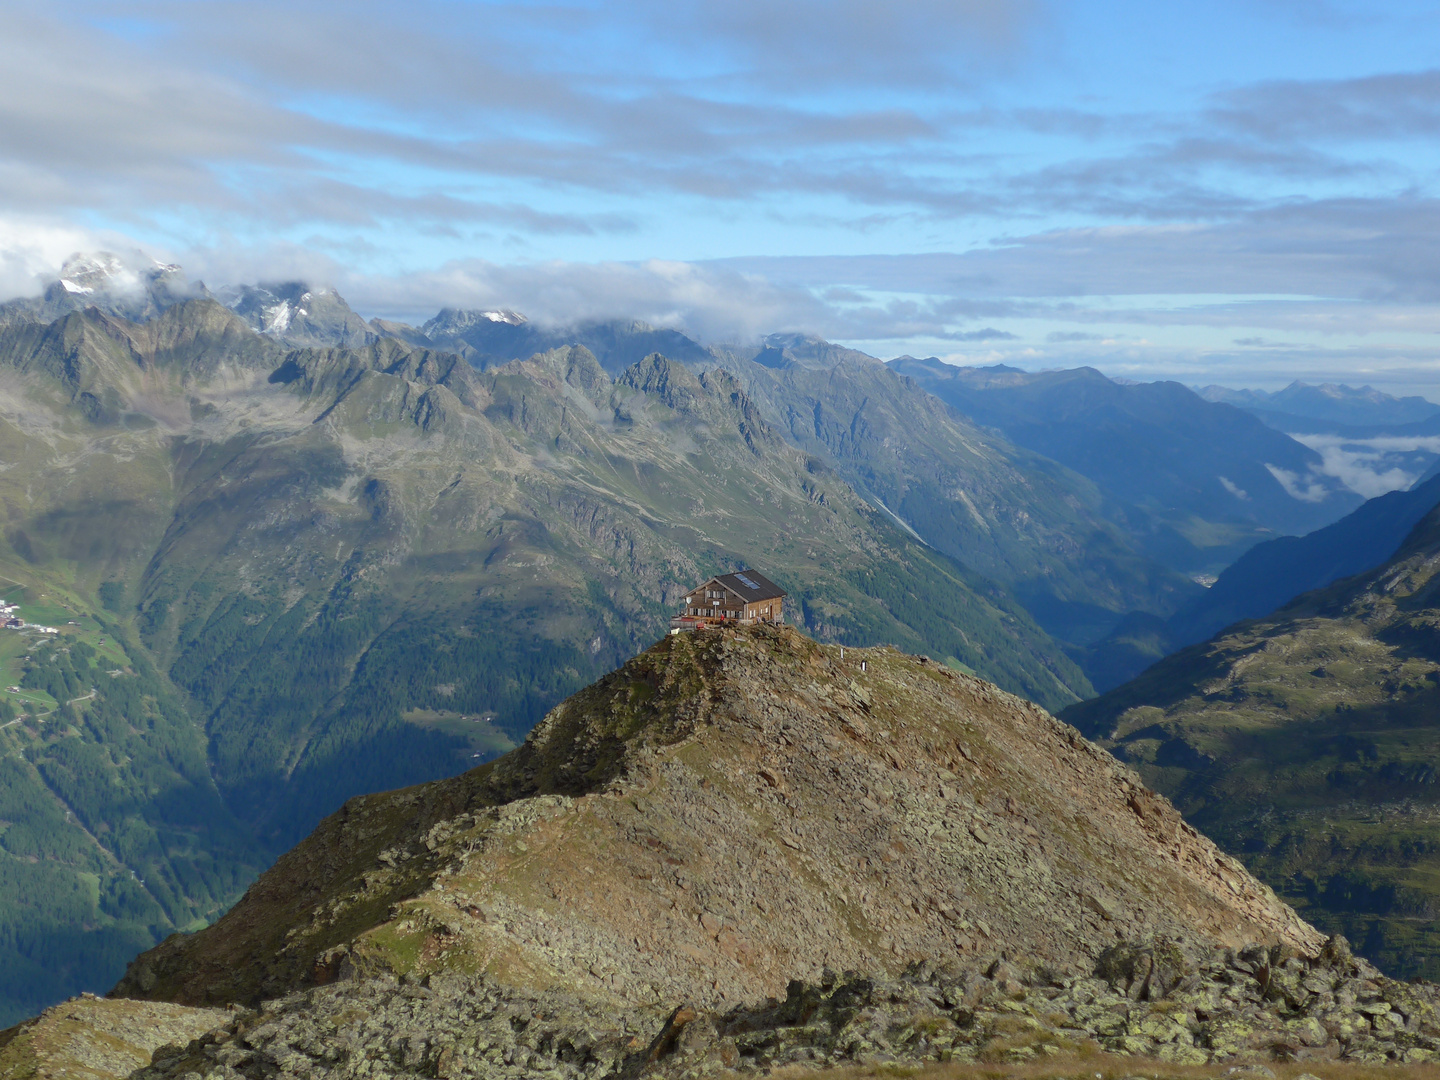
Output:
[734,572,760,590]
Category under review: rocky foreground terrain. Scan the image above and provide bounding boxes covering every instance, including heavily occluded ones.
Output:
[11,623,1440,1077]
[121,935,1440,1078]
[11,933,1440,1078]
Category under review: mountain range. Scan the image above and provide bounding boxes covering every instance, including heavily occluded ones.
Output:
[1199,380,1440,430]
[2,252,1438,1029]
[0,293,1116,1025]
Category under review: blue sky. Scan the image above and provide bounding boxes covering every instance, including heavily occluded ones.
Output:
[4,0,1440,391]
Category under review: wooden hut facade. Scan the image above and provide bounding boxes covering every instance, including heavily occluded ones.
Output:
[670,570,786,632]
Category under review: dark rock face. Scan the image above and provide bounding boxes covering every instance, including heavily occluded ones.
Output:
[131,935,1440,1079]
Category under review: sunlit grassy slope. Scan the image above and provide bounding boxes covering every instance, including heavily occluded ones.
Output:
[1063,501,1440,979]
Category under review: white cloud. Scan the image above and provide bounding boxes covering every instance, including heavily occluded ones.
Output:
[145,239,835,341]
[1265,463,1333,503]
[1218,476,1250,500]
[0,218,126,300]
[1290,432,1440,498]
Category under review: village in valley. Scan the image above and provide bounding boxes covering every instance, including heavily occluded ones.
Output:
[0,584,128,718]
[1,597,59,636]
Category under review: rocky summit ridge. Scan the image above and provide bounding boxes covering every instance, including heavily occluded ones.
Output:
[10,625,1440,1075]
[116,624,1317,1014]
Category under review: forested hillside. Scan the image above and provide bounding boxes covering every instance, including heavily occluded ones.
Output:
[0,600,267,1026]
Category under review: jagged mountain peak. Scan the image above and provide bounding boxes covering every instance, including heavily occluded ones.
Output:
[0,250,208,330]
[616,349,698,393]
[220,282,376,350]
[507,342,610,393]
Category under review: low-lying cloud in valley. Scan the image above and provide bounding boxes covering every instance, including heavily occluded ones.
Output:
[1291,433,1440,499]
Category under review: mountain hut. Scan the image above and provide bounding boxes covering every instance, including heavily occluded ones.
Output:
[670,570,786,632]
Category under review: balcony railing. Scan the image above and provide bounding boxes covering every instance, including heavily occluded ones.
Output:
[669,612,784,632]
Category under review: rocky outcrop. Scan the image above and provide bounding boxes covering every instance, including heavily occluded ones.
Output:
[114,625,1320,1013]
[121,934,1440,1079]
[0,994,230,1080]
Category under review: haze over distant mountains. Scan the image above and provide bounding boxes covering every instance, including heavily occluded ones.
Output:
[1195,380,1440,500]
[1199,380,1440,430]
[889,359,1362,569]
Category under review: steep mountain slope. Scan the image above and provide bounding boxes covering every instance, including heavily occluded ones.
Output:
[401,317,1200,658]
[0,304,1092,1022]
[891,359,1362,572]
[0,616,269,1032]
[1168,470,1440,648]
[114,623,1319,1012]
[147,340,1088,841]
[710,348,1200,649]
[1062,504,1440,980]
[0,303,291,1025]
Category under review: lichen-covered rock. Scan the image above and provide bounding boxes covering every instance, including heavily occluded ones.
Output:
[129,935,1440,1080]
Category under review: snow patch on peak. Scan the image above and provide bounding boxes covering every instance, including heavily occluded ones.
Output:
[420,307,529,339]
[264,301,294,334]
[481,309,526,325]
[59,251,141,294]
